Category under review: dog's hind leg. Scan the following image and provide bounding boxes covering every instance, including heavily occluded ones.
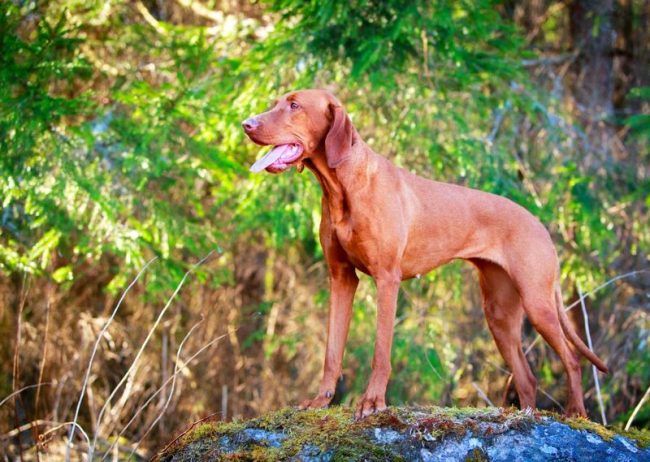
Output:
[521,291,586,416]
[473,259,537,410]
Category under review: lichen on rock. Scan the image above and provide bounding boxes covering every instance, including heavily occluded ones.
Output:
[155,406,650,461]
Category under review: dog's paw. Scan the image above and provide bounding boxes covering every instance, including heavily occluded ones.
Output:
[563,403,587,418]
[354,394,387,420]
[297,392,333,410]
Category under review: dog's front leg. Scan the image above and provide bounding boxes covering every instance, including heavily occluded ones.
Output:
[355,272,400,419]
[298,265,358,410]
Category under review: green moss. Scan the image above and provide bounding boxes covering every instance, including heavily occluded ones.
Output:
[157,407,403,461]
[248,446,283,461]
[155,418,246,460]
[388,405,533,443]
[221,451,251,461]
[553,414,650,450]
[563,417,616,442]
[179,422,217,445]
[246,407,404,461]
[612,425,650,449]
[218,419,247,434]
[177,418,246,447]
[464,447,490,462]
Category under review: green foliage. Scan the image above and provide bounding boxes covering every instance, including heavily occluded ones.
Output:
[1,2,91,273]
[270,0,524,84]
[626,87,650,139]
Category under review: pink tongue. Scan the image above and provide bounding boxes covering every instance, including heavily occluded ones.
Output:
[249,145,291,173]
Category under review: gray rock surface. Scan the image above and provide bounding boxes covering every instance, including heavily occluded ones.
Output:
[156,406,650,461]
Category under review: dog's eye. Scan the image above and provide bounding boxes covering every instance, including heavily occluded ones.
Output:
[290,101,300,110]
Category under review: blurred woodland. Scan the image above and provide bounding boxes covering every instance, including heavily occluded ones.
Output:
[1,0,649,460]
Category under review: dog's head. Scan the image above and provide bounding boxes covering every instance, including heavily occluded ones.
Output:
[242,89,355,173]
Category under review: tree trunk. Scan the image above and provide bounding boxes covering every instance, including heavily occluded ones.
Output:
[569,0,616,157]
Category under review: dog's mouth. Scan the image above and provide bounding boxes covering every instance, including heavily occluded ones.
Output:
[249,143,304,174]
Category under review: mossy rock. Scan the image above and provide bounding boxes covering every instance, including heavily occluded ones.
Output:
[155,406,650,461]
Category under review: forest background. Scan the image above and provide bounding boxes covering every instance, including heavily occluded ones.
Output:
[1,0,649,459]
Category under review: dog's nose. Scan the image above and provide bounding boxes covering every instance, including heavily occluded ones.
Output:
[242,117,260,131]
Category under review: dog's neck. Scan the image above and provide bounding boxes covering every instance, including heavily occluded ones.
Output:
[305,142,374,225]
[305,148,349,224]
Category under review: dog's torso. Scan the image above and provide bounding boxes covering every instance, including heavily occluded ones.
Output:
[318,141,557,281]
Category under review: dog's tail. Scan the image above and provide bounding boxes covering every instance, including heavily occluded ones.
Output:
[555,284,609,373]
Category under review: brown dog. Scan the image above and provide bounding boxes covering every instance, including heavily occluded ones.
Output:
[242,89,607,419]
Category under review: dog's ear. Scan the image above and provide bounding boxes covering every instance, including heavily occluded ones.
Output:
[325,105,355,168]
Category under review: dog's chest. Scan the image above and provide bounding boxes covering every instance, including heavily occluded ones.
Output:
[332,218,375,275]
